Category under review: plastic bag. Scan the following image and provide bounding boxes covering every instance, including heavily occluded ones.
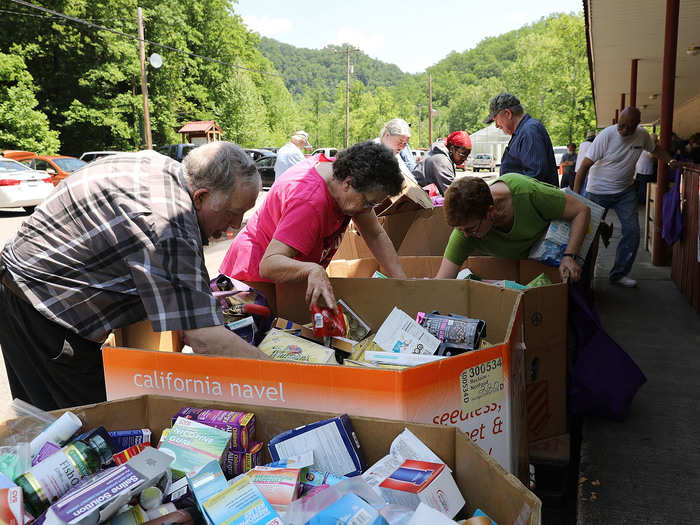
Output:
[284,476,385,525]
[311,304,346,338]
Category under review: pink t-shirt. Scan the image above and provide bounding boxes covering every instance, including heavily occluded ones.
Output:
[219,155,350,282]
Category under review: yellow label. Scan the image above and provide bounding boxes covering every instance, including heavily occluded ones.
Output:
[460,357,505,412]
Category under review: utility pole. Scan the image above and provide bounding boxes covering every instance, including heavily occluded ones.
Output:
[417,104,421,148]
[345,46,350,149]
[428,74,433,145]
[137,7,152,149]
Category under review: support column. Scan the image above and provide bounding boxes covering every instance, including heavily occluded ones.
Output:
[620,93,626,111]
[630,59,638,107]
[653,0,680,266]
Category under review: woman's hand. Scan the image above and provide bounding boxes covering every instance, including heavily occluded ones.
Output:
[559,255,582,283]
[305,264,337,311]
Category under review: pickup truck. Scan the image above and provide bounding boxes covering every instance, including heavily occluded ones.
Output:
[472,153,496,172]
[156,143,200,162]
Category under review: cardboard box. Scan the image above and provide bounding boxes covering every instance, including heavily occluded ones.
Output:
[333,207,451,261]
[0,395,541,524]
[328,256,568,443]
[102,278,527,480]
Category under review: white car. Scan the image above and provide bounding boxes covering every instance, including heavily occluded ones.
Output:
[553,146,569,167]
[79,151,123,163]
[0,158,54,212]
[311,148,338,158]
[472,154,496,172]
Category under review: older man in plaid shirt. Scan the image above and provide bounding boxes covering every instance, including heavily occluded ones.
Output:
[0,142,268,410]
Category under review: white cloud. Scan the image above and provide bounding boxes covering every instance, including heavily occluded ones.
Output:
[242,15,293,37]
[332,27,385,56]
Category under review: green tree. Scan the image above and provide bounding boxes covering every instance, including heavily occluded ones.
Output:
[0,51,59,153]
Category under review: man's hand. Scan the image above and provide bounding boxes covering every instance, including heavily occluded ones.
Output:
[305,264,337,311]
[559,256,582,283]
[185,325,272,360]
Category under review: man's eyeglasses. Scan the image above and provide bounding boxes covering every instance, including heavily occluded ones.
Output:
[461,216,484,236]
[451,147,470,158]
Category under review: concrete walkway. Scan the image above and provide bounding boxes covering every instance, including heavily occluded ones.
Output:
[577,209,700,524]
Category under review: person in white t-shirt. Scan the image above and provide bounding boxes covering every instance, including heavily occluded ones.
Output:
[274,131,310,179]
[635,133,657,204]
[575,131,596,172]
[573,107,678,288]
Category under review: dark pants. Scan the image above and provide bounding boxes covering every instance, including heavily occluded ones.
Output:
[0,273,106,411]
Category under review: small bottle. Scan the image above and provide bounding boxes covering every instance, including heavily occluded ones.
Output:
[16,435,112,516]
[29,411,83,457]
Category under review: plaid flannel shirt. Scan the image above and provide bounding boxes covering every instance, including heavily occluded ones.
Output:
[1,151,222,342]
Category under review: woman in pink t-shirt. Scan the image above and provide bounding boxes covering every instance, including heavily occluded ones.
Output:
[219,140,408,310]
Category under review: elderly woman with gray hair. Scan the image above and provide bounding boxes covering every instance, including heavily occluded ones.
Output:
[377,118,417,183]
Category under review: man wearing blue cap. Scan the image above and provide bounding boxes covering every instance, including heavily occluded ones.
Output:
[483,93,558,186]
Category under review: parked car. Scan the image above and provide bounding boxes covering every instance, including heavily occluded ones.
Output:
[0,158,54,212]
[552,146,569,167]
[255,153,276,189]
[79,151,124,163]
[311,148,338,158]
[156,143,200,162]
[20,155,86,186]
[260,147,279,154]
[245,148,275,162]
[471,153,496,172]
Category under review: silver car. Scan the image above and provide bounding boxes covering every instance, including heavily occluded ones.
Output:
[0,158,54,213]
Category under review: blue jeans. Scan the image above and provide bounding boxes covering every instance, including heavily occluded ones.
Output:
[585,185,639,282]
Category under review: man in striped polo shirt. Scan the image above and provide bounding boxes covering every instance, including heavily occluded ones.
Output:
[0,141,268,410]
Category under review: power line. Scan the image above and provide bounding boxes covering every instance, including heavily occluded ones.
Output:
[0,7,135,22]
[6,0,281,77]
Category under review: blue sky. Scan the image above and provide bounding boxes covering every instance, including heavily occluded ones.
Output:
[232,0,584,73]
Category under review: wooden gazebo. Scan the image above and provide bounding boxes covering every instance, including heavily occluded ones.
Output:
[177,120,223,144]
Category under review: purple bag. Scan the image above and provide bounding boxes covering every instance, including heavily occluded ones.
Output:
[568,282,647,420]
[661,167,683,245]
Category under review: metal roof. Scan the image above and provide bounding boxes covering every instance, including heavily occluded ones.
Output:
[585,0,700,136]
[178,120,221,133]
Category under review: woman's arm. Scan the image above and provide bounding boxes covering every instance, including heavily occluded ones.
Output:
[558,194,591,282]
[352,211,407,278]
[259,239,337,310]
[435,257,460,279]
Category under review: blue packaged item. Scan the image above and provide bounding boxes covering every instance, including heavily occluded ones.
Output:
[269,415,365,478]
[108,429,152,453]
[72,426,118,463]
[306,493,387,525]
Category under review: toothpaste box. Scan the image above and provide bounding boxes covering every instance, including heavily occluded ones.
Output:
[246,466,300,512]
[268,415,365,478]
[44,447,173,525]
[379,460,464,519]
[202,475,282,525]
[158,417,231,479]
[171,408,255,451]
[0,488,23,525]
[221,442,263,478]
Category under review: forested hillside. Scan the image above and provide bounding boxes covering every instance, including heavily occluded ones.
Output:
[262,12,594,149]
[0,4,593,155]
[0,0,298,154]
